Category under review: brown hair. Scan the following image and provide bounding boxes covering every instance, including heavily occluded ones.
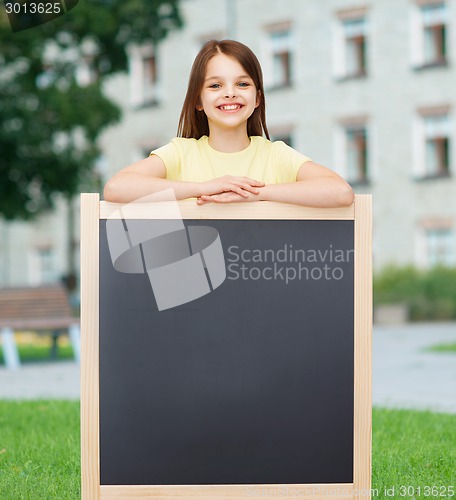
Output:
[177,39,270,140]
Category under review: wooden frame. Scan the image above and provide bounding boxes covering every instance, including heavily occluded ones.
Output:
[80,194,372,500]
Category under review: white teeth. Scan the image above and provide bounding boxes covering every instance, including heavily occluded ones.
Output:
[219,104,240,110]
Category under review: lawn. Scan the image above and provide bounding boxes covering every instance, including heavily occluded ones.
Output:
[0,400,80,499]
[0,333,75,366]
[426,342,456,353]
[372,408,456,498]
[0,402,455,499]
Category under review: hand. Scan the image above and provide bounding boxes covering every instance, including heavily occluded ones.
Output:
[199,176,264,198]
[196,191,261,204]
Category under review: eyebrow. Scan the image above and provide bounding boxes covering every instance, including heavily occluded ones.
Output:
[204,75,253,82]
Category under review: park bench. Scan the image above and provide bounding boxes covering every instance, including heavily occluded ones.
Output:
[0,284,80,369]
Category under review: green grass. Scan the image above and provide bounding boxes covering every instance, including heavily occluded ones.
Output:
[0,403,455,499]
[372,408,456,497]
[0,400,80,499]
[426,342,456,353]
[0,343,74,366]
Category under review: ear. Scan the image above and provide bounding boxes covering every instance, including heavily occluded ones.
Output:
[196,102,203,111]
[255,90,261,108]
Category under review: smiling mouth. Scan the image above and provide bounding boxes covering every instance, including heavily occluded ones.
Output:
[218,104,243,111]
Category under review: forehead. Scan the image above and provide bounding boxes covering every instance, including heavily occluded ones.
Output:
[205,53,251,78]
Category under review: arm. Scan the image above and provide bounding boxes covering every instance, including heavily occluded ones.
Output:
[198,161,354,208]
[258,161,354,207]
[103,155,264,203]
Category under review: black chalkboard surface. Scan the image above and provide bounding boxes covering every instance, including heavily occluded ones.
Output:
[99,218,354,486]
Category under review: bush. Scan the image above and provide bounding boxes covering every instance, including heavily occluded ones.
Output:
[374,265,456,321]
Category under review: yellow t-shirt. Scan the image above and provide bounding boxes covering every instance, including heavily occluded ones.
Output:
[149,136,311,184]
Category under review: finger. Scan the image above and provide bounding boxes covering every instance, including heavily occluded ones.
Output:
[242,177,265,186]
[236,188,251,197]
[230,180,261,194]
[240,183,260,194]
[217,193,241,203]
[232,183,259,195]
[227,186,250,197]
[209,193,232,203]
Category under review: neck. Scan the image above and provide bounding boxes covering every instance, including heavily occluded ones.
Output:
[207,126,251,153]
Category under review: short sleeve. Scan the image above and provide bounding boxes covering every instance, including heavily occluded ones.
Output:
[149,140,181,180]
[273,141,312,183]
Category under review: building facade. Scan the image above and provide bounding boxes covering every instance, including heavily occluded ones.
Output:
[1,0,455,287]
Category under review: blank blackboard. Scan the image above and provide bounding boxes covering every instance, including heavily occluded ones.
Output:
[80,196,372,499]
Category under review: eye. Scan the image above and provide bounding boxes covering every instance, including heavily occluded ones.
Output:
[208,83,221,89]
[238,82,251,87]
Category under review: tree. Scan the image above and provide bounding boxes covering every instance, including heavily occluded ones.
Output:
[0,0,183,220]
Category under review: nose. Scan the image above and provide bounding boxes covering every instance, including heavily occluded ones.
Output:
[224,86,236,98]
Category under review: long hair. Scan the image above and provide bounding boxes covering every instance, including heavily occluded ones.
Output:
[177,40,270,140]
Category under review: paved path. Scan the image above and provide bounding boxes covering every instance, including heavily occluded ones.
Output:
[0,360,80,400]
[373,322,456,414]
[1,323,455,413]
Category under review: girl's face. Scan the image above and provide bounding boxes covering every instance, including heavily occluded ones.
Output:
[197,53,260,135]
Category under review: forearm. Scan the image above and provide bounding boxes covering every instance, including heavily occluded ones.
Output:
[103,173,203,203]
[258,178,354,207]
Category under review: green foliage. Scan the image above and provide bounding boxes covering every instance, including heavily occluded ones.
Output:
[374,264,456,321]
[0,1,183,219]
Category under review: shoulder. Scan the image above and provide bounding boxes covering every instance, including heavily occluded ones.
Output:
[270,139,295,153]
[150,137,200,156]
[250,136,272,148]
[170,136,207,149]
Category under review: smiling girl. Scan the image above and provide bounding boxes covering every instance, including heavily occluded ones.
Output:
[104,40,354,207]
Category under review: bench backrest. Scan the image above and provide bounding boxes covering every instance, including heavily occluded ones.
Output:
[0,285,76,330]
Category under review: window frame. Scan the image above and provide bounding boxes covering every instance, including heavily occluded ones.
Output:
[411,1,449,70]
[336,118,370,186]
[413,107,452,180]
[334,8,369,81]
[262,22,294,91]
[128,43,161,109]
[416,220,456,267]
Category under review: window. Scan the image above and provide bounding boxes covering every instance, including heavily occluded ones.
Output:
[421,227,456,266]
[334,10,368,79]
[412,2,448,68]
[39,247,54,283]
[343,18,367,77]
[29,246,56,285]
[129,45,160,108]
[338,123,369,184]
[414,110,451,178]
[142,55,158,102]
[425,114,450,176]
[263,24,293,89]
[427,228,455,265]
